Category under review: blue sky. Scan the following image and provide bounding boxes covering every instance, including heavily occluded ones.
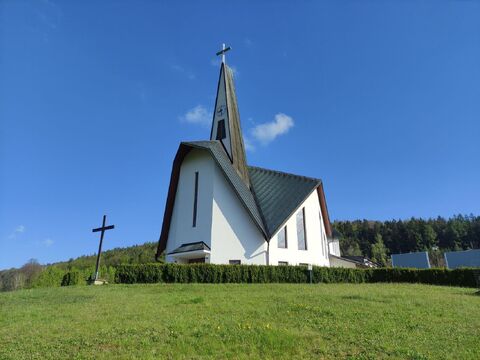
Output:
[1,1,479,269]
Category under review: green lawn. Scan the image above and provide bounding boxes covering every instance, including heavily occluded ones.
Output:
[0,284,479,359]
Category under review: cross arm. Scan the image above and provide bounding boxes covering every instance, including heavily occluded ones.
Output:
[216,46,231,56]
[92,225,115,233]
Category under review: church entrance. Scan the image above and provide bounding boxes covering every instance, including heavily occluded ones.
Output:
[188,257,206,264]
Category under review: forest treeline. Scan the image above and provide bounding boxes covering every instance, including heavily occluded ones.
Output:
[0,242,159,292]
[334,215,480,266]
[2,215,479,291]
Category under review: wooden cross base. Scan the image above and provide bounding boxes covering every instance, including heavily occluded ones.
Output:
[88,279,108,286]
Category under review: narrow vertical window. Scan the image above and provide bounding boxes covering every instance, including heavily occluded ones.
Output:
[216,119,226,140]
[319,211,324,256]
[278,226,287,248]
[192,171,199,227]
[297,207,307,250]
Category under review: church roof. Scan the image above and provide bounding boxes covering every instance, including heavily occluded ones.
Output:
[248,166,325,237]
[168,241,210,255]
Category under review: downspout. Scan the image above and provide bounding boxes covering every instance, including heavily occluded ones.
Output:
[266,240,270,266]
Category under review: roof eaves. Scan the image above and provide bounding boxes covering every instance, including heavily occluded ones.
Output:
[248,165,322,184]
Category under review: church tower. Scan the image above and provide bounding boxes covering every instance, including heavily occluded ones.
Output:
[210,52,250,187]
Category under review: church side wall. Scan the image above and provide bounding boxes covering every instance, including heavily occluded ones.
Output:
[210,165,267,265]
[268,190,331,267]
[165,149,214,263]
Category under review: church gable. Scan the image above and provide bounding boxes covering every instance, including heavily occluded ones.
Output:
[156,141,266,260]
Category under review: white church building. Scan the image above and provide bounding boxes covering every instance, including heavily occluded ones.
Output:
[156,49,343,267]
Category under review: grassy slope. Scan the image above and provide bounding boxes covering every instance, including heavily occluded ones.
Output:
[0,284,479,360]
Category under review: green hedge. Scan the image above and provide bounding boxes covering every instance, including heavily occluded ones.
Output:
[114,264,479,288]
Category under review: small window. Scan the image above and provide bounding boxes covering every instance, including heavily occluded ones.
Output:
[278,261,288,266]
[299,263,309,267]
[216,119,226,140]
[277,226,287,248]
[297,207,307,250]
[229,260,241,265]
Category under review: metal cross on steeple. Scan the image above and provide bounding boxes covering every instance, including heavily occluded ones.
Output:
[216,43,231,64]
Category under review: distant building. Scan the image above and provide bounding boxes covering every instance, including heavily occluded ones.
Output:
[391,251,431,269]
[328,230,378,268]
[444,249,480,269]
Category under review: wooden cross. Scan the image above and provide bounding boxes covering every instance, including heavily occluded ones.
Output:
[92,215,115,281]
[216,43,231,64]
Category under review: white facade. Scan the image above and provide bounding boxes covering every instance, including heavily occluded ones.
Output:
[165,149,266,264]
[268,190,330,267]
[165,150,214,263]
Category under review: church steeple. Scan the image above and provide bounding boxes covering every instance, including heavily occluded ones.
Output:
[210,45,250,187]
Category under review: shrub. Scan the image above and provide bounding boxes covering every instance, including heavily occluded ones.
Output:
[61,271,81,286]
[30,266,66,288]
[114,264,479,288]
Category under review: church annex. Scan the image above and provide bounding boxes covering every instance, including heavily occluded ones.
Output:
[156,47,337,267]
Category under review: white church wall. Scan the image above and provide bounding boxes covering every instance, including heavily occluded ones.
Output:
[165,149,215,263]
[268,190,330,267]
[210,164,267,265]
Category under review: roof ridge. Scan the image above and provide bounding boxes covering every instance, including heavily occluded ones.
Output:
[248,165,322,184]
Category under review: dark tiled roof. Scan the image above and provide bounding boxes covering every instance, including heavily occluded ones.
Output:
[248,166,321,237]
[168,241,210,255]
[182,141,267,237]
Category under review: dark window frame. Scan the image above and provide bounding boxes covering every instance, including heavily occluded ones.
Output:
[229,260,241,265]
[192,171,199,227]
[277,225,288,249]
[278,261,288,266]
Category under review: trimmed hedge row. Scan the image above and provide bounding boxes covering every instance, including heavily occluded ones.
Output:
[114,263,479,288]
